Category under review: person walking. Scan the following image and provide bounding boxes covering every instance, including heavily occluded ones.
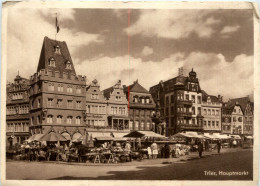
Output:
[198,141,203,158]
[217,140,221,153]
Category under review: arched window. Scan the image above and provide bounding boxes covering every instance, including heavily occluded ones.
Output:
[65,61,72,69]
[67,116,73,124]
[57,115,63,124]
[76,116,81,125]
[47,115,53,124]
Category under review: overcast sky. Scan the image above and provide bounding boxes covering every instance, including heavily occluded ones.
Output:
[7,8,254,100]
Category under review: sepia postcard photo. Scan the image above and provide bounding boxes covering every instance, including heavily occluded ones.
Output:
[1,1,259,186]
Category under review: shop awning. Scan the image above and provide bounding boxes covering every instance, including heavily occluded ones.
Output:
[217,134,231,139]
[124,130,167,138]
[246,136,253,139]
[172,132,205,139]
[230,135,241,139]
[27,134,44,142]
[185,132,205,139]
[112,132,129,141]
[87,132,113,141]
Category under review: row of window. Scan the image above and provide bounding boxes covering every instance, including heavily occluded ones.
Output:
[48,57,72,70]
[7,123,29,132]
[32,115,82,125]
[232,116,243,122]
[165,106,202,116]
[188,83,199,92]
[244,126,253,131]
[86,105,106,114]
[233,108,242,114]
[86,120,106,127]
[129,121,152,130]
[177,118,202,125]
[12,92,24,100]
[7,106,29,115]
[203,120,220,128]
[129,109,152,118]
[167,94,202,104]
[203,109,220,116]
[111,107,126,115]
[133,96,150,104]
[48,83,82,94]
[244,117,253,122]
[47,99,82,109]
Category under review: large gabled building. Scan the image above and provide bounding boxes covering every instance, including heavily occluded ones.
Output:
[6,74,30,147]
[124,80,156,131]
[222,101,244,134]
[201,91,222,132]
[229,97,253,135]
[103,80,130,132]
[149,69,204,136]
[29,37,87,141]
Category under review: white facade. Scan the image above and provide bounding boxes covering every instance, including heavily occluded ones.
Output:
[202,97,222,132]
[231,105,243,134]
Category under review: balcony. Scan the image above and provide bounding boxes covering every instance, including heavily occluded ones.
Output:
[177,112,192,118]
[177,100,192,107]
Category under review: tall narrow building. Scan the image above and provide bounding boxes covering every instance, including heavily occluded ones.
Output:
[6,74,30,147]
[229,97,253,135]
[124,80,156,131]
[103,80,130,131]
[201,91,222,133]
[29,37,87,140]
[149,69,203,135]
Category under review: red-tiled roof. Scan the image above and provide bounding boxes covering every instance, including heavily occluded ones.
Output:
[37,36,76,75]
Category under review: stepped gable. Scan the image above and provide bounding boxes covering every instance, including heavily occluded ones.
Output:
[37,36,76,75]
[230,97,251,113]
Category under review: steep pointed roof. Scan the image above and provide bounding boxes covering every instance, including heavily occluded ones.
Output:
[126,80,149,94]
[37,36,76,75]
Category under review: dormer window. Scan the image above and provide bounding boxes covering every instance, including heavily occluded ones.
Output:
[48,57,56,67]
[65,61,72,70]
[54,45,61,54]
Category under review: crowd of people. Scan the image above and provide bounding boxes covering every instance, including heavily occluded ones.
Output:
[7,137,248,163]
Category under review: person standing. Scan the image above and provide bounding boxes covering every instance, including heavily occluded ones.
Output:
[198,141,203,158]
[205,140,209,151]
[151,142,158,159]
[233,140,237,148]
[217,140,221,153]
[147,146,152,159]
